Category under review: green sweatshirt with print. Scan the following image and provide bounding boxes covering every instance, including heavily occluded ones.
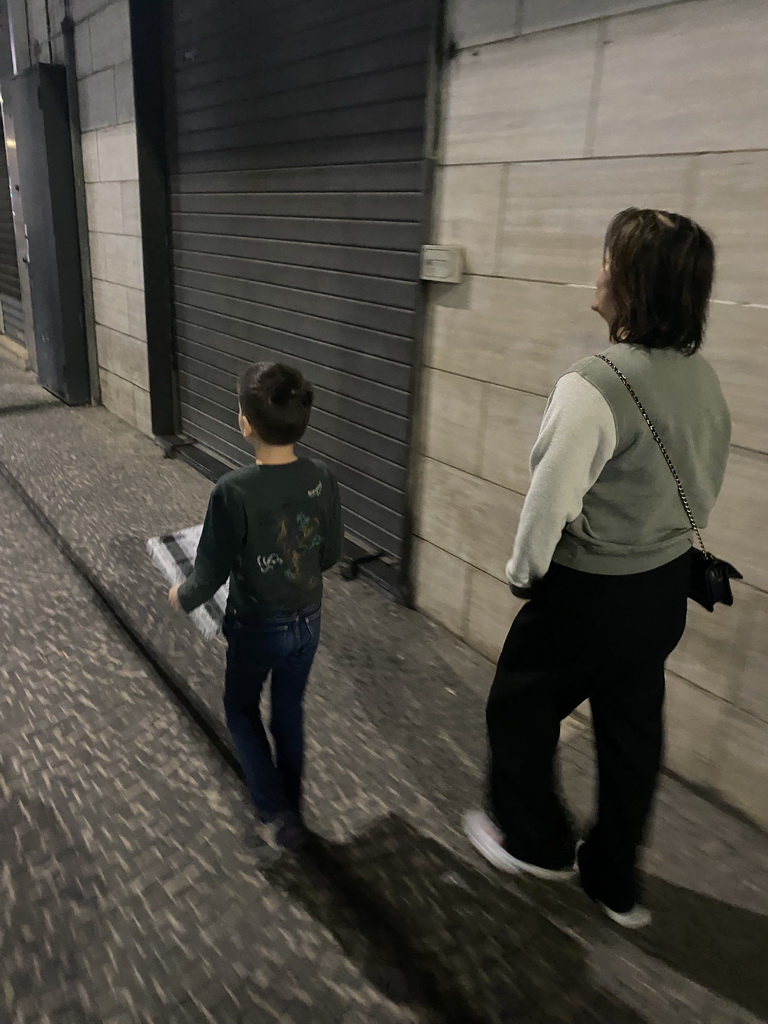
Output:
[178,457,343,617]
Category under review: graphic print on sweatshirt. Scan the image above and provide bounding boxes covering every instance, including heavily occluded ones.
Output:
[252,476,326,591]
[277,510,323,584]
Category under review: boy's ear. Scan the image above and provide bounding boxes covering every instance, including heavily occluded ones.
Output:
[239,410,255,440]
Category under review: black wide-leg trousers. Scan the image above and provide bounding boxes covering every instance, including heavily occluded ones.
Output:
[486,553,690,909]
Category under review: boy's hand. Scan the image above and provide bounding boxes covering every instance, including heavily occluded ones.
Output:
[168,584,182,611]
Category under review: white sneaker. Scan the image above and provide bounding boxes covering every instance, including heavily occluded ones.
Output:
[575,841,652,929]
[463,811,575,881]
[597,903,652,929]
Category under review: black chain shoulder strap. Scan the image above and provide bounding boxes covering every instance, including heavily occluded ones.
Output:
[596,353,708,555]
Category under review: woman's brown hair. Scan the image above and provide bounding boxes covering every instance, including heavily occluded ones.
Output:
[604,208,715,355]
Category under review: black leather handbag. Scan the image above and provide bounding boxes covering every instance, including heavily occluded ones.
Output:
[597,354,742,612]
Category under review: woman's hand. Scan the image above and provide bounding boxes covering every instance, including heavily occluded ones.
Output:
[168,584,182,611]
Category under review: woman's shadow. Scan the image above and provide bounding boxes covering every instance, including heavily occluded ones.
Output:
[266,814,768,1023]
[632,871,767,1019]
[266,815,652,1024]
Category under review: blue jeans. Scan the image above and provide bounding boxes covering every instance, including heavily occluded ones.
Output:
[222,606,321,823]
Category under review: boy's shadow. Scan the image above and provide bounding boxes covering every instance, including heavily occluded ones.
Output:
[266,815,650,1024]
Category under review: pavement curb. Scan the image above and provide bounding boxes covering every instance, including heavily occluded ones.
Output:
[0,452,242,780]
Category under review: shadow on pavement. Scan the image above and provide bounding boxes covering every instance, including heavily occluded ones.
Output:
[267,815,651,1024]
[629,873,768,1021]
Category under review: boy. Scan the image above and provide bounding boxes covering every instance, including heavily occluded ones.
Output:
[169,362,343,850]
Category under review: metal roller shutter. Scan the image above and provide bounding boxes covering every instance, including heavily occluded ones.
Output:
[0,121,22,343]
[163,0,435,562]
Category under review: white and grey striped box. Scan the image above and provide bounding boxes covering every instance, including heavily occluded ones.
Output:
[147,525,227,639]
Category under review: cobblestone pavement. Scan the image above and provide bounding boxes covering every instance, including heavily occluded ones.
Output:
[1,361,767,1023]
[0,474,434,1024]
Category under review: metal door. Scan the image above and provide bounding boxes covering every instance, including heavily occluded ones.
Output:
[0,117,22,344]
[163,0,435,562]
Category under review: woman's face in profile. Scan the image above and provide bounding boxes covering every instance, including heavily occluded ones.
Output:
[592,258,614,324]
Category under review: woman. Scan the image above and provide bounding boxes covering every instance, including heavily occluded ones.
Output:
[464,208,731,928]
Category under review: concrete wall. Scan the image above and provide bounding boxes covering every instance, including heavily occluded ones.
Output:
[415,0,768,826]
[19,0,150,433]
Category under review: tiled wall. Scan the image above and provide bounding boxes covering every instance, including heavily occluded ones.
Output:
[415,0,768,826]
[24,0,150,433]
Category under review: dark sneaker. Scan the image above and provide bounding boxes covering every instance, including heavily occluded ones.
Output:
[576,841,652,929]
[463,811,575,881]
[271,812,307,851]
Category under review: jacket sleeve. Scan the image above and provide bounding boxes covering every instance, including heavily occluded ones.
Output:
[506,372,617,597]
[178,482,246,613]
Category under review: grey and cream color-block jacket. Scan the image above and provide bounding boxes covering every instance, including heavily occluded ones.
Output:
[507,341,731,596]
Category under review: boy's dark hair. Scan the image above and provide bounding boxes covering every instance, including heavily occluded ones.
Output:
[604,207,715,355]
[238,362,314,445]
